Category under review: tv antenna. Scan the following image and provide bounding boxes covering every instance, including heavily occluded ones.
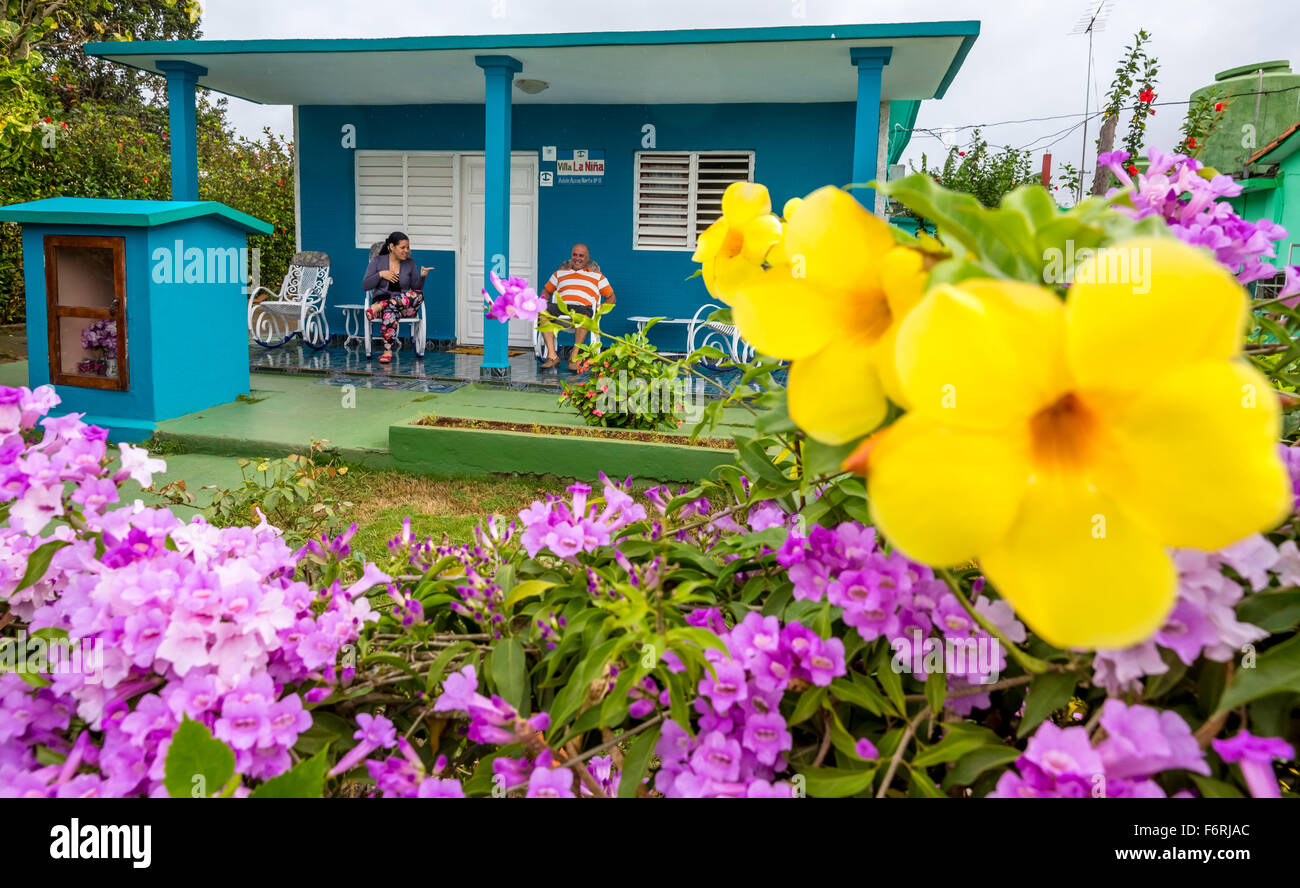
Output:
[1071,0,1112,201]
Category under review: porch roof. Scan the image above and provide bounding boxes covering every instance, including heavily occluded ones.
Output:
[82,21,978,106]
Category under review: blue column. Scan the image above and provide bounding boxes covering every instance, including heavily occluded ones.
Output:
[849,47,892,212]
[475,55,523,380]
[156,61,207,202]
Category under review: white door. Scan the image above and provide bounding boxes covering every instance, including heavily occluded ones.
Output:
[458,153,538,346]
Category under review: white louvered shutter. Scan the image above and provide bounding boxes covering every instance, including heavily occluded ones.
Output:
[355,153,405,248]
[634,152,692,250]
[693,152,755,242]
[633,151,754,251]
[355,152,456,250]
[404,154,455,249]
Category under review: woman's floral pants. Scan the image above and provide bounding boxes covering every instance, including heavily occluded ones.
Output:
[376,291,423,346]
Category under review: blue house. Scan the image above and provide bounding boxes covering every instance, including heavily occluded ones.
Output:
[83,23,978,380]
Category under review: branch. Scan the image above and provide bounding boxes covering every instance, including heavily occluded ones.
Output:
[876,705,930,798]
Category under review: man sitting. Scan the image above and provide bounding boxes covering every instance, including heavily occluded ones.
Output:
[540,243,615,370]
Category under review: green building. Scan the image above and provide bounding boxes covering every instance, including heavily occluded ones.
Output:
[1230,121,1300,294]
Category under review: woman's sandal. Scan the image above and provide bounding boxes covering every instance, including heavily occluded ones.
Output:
[378,352,392,364]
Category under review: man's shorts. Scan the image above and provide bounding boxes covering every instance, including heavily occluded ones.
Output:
[551,300,595,330]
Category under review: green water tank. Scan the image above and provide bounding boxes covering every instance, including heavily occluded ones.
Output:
[1189,60,1300,175]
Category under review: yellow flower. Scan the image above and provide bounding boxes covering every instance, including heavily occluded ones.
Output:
[708,185,930,444]
[850,238,1290,649]
[692,182,782,301]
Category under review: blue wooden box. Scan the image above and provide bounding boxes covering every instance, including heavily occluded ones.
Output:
[0,198,272,441]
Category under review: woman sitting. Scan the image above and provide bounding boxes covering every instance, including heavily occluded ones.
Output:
[362,231,434,364]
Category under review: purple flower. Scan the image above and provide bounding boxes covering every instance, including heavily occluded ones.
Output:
[526,766,576,798]
[1096,700,1208,780]
[698,659,748,714]
[690,731,742,783]
[741,712,792,766]
[1213,731,1296,799]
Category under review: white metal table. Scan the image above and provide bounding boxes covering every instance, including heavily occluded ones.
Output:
[337,303,367,348]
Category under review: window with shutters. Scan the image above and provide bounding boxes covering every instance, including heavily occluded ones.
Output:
[354,151,456,250]
[633,151,755,251]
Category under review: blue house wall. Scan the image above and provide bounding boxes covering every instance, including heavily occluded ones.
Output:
[298,102,857,349]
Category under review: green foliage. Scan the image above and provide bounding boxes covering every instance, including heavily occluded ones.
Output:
[559,320,687,431]
[892,130,1043,230]
[1177,89,1227,158]
[155,441,353,549]
[1098,29,1160,162]
[0,0,294,323]
[163,717,236,798]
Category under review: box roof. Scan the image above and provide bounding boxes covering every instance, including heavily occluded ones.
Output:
[0,198,274,235]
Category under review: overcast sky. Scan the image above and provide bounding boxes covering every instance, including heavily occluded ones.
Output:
[199,0,1291,178]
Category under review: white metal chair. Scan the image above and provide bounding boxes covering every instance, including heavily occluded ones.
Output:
[362,241,427,358]
[534,304,600,363]
[363,288,427,358]
[248,251,332,348]
[687,302,754,368]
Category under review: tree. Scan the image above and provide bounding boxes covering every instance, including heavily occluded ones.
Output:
[1,0,294,324]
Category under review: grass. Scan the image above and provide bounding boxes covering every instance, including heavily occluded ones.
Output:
[325,466,578,556]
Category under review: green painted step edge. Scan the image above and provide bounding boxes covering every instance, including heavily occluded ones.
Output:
[389,421,736,483]
[150,430,397,469]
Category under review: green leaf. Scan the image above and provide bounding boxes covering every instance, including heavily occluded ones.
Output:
[617,724,662,798]
[788,687,828,726]
[874,647,907,716]
[1190,774,1246,799]
[924,670,946,716]
[1237,590,1300,634]
[489,636,528,712]
[907,767,946,798]
[912,723,1004,767]
[250,749,330,798]
[504,579,556,610]
[164,717,236,798]
[1017,671,1078,738]
[828,675,886,717]
[798,766,876,798]
[424,641,474,696]
[1217,633,1300,712]
[940,745,1022,790]
[13,539,71,595]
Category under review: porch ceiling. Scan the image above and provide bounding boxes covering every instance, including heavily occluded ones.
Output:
[83,22,978,106]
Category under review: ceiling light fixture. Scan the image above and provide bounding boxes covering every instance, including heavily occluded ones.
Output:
[514,79,549,95]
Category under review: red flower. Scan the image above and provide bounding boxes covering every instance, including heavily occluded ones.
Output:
[1127,164,1138,175]
[959,151,966,156]
[1214,101,1225,112]
[1189,137,1197,148]
[44,117,51,123]
[1138,88,1155,103]
[277,179,283,186]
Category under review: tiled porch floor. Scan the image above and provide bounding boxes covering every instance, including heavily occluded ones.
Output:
[248,342,784,397]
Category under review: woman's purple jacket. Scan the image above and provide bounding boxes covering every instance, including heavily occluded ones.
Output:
[362,254,425,296]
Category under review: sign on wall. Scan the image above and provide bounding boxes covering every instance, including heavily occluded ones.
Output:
[555,149,605,185]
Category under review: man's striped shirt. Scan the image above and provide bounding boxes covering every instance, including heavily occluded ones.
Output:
[544,267,614,308]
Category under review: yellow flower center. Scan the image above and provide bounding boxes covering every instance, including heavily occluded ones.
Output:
[847,288,893,343]
[719,226,745,260]
[1029,392,1098,470]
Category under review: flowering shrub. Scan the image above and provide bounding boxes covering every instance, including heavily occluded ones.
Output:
[0,387,384,796]
[559,327,687,431]
[3,153,1298,799]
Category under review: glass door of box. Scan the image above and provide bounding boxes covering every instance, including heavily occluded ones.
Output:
[43,235,128,391]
